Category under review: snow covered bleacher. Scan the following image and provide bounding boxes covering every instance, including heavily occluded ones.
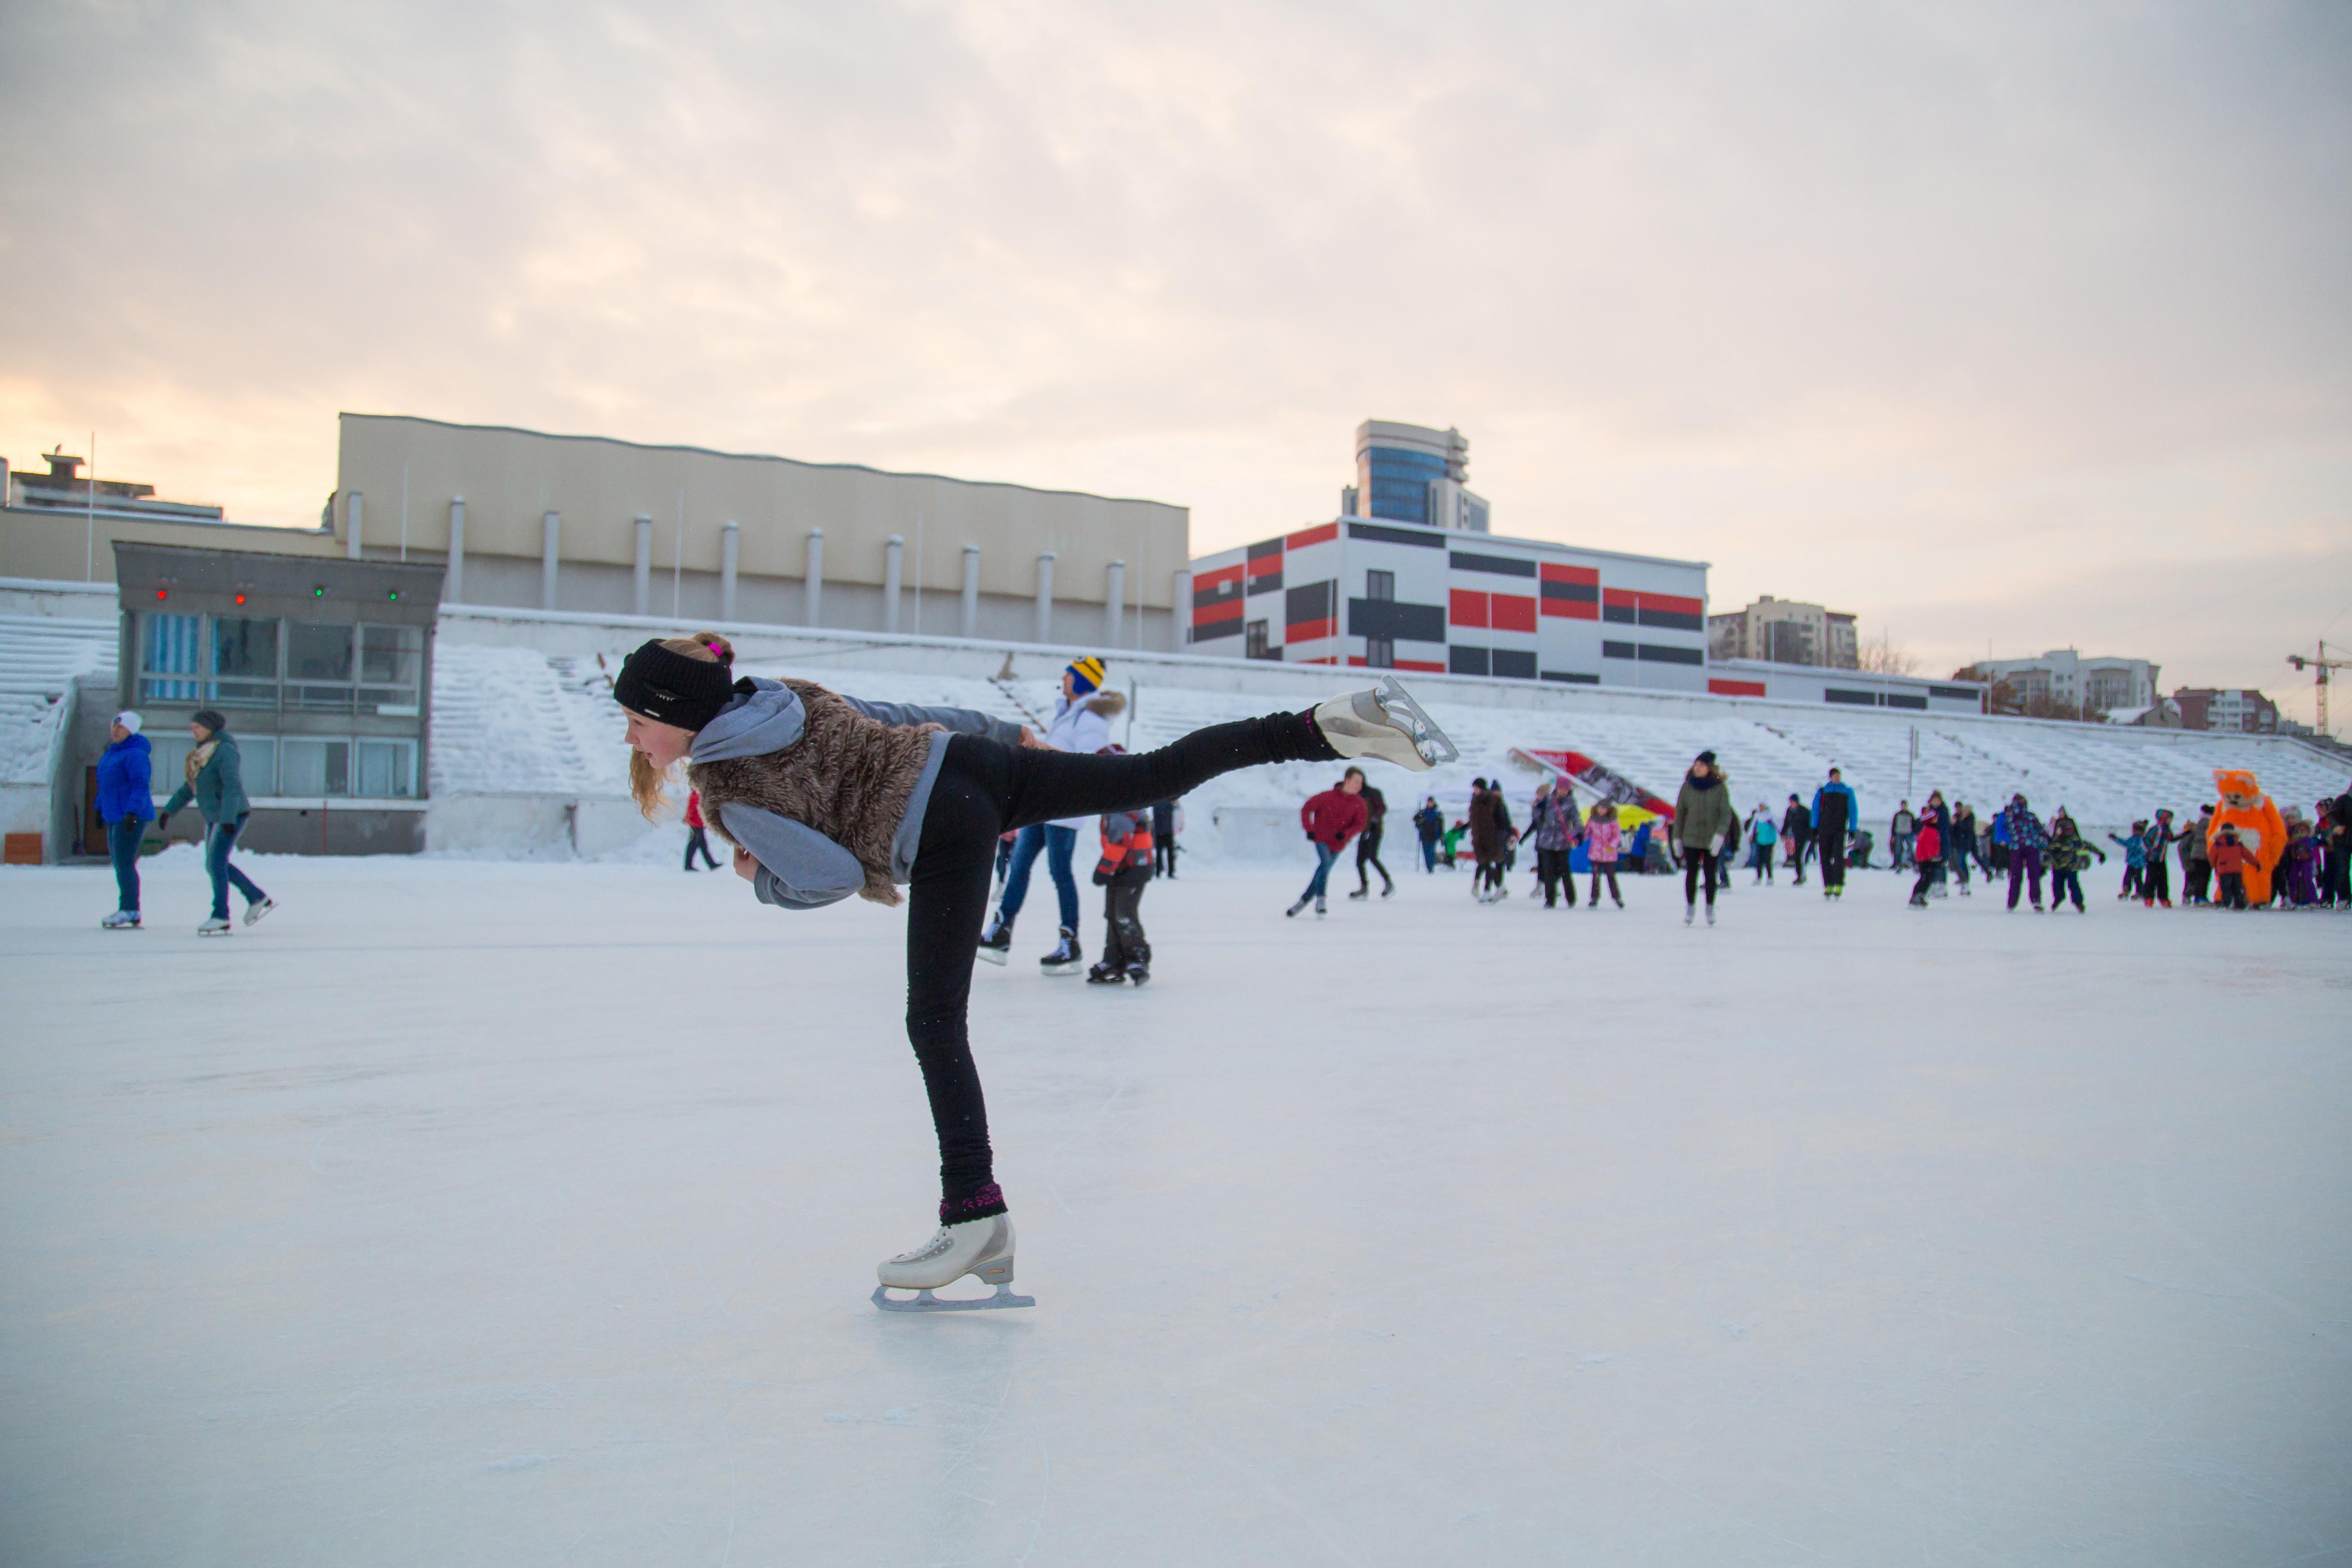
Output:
[0,614,119,854]
[420,640,2348,858]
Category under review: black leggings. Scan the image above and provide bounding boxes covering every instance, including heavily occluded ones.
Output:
[1682,848,1719,906]
[1355,824,1392,892]
[905,713,1330,1223]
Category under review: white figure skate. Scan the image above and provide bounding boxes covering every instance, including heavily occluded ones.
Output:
[872,1214,1034,1313]
[1312,676,1458,771]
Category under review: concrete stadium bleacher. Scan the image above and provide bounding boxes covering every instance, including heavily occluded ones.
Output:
[5,586,2342,860]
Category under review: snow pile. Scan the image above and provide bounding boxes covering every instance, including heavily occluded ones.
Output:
[0,615,115,786]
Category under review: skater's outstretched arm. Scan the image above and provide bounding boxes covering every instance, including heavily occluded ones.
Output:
[842,696,1027,746]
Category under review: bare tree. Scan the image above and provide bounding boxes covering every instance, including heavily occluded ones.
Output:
[1953,665,2023,715]
[1857,631,1920,675]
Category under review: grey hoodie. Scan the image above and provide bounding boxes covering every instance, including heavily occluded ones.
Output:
[689,678,1026,910]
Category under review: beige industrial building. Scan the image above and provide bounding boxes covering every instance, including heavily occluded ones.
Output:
[1707,595,1859,669]
[3,415,1192,650]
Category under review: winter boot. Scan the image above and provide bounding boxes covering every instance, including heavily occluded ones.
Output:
[1040,927,1083,975]
[976,910,1014,966]
[1085,957,1126,984]
[1310,676,1459,771]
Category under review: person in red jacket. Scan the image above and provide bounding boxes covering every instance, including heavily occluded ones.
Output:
[682,789,720,871]
[1288,768,1369,918]
[2209,825,2256,910]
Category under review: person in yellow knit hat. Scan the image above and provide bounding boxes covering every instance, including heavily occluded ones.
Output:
[979,657,1125,972]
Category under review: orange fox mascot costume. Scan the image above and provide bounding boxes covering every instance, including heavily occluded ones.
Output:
[2208,768,2287,904]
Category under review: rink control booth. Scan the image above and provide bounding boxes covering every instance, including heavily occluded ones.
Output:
[112,541,445,855]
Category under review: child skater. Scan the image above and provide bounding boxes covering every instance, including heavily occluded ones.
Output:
[2109,820,2147,900]
[2047,816,2106,912]
[614,634,1452,1311]
[1585,800,1625,908]
[1086,765,1155,984]
[1905,812,1943,908]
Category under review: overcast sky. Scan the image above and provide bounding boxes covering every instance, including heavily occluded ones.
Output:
[5,1,2347,723]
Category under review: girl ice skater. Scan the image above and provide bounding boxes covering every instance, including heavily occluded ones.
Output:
[614,635,1454,1310]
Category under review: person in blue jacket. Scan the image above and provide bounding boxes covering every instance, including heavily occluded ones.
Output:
[95,710,154,929]
[1811,768,1860,899]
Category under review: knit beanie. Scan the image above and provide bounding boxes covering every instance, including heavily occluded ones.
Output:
[1067,655,1106,694]
[612,639,745,732]
[113,710,143,733]
[191,709,228,736]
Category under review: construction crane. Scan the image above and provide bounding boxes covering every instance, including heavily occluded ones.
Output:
[2286,641,2351,736]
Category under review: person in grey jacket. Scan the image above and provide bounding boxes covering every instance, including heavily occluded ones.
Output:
[158,709,275,936]
[613,632,1453,1309]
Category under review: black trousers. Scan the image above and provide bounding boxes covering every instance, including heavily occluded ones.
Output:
[1153,837,1178,877]
[906,713,1330,1221]
[1356,823,1393,892]
[1101,869,1150,967]
[1535,848,1573,905]
[683,825,719,870]
[1819,835,1848,889]
[1682,848,1719,906]
[2142,858,2170,903]
[1588,865,1621,903]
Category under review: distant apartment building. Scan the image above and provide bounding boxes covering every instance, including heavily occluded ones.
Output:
[2172,687,2279,734]
[1338,421,1491,533]
[1706,595,1858,669]
[1976,650,2160,714]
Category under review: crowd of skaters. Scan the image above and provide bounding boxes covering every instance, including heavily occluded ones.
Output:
[1293,748,2352,924]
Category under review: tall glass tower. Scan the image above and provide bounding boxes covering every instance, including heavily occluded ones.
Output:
[1348,421,1488,532]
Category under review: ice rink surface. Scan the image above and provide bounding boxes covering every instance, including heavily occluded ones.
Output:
[3,846,2348,1567]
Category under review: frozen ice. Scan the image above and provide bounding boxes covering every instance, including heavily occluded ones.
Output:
[1,845,2347,1565]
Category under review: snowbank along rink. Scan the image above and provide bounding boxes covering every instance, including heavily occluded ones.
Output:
[4,847,2347,1568]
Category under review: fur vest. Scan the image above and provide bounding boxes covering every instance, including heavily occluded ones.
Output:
[687,679,937,906]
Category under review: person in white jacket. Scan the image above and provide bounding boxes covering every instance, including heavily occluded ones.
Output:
[977,656,1128,972]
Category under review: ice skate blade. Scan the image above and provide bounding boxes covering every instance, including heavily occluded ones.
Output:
[1370,676,1459,767]
[872,1283,1036,1313]
[975,947,1008,966]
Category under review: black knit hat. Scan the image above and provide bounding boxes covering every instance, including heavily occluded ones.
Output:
[612,639,744,732]
[191,709,228,736]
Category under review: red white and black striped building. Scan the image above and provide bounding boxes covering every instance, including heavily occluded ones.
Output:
[1186,516,1712,691]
